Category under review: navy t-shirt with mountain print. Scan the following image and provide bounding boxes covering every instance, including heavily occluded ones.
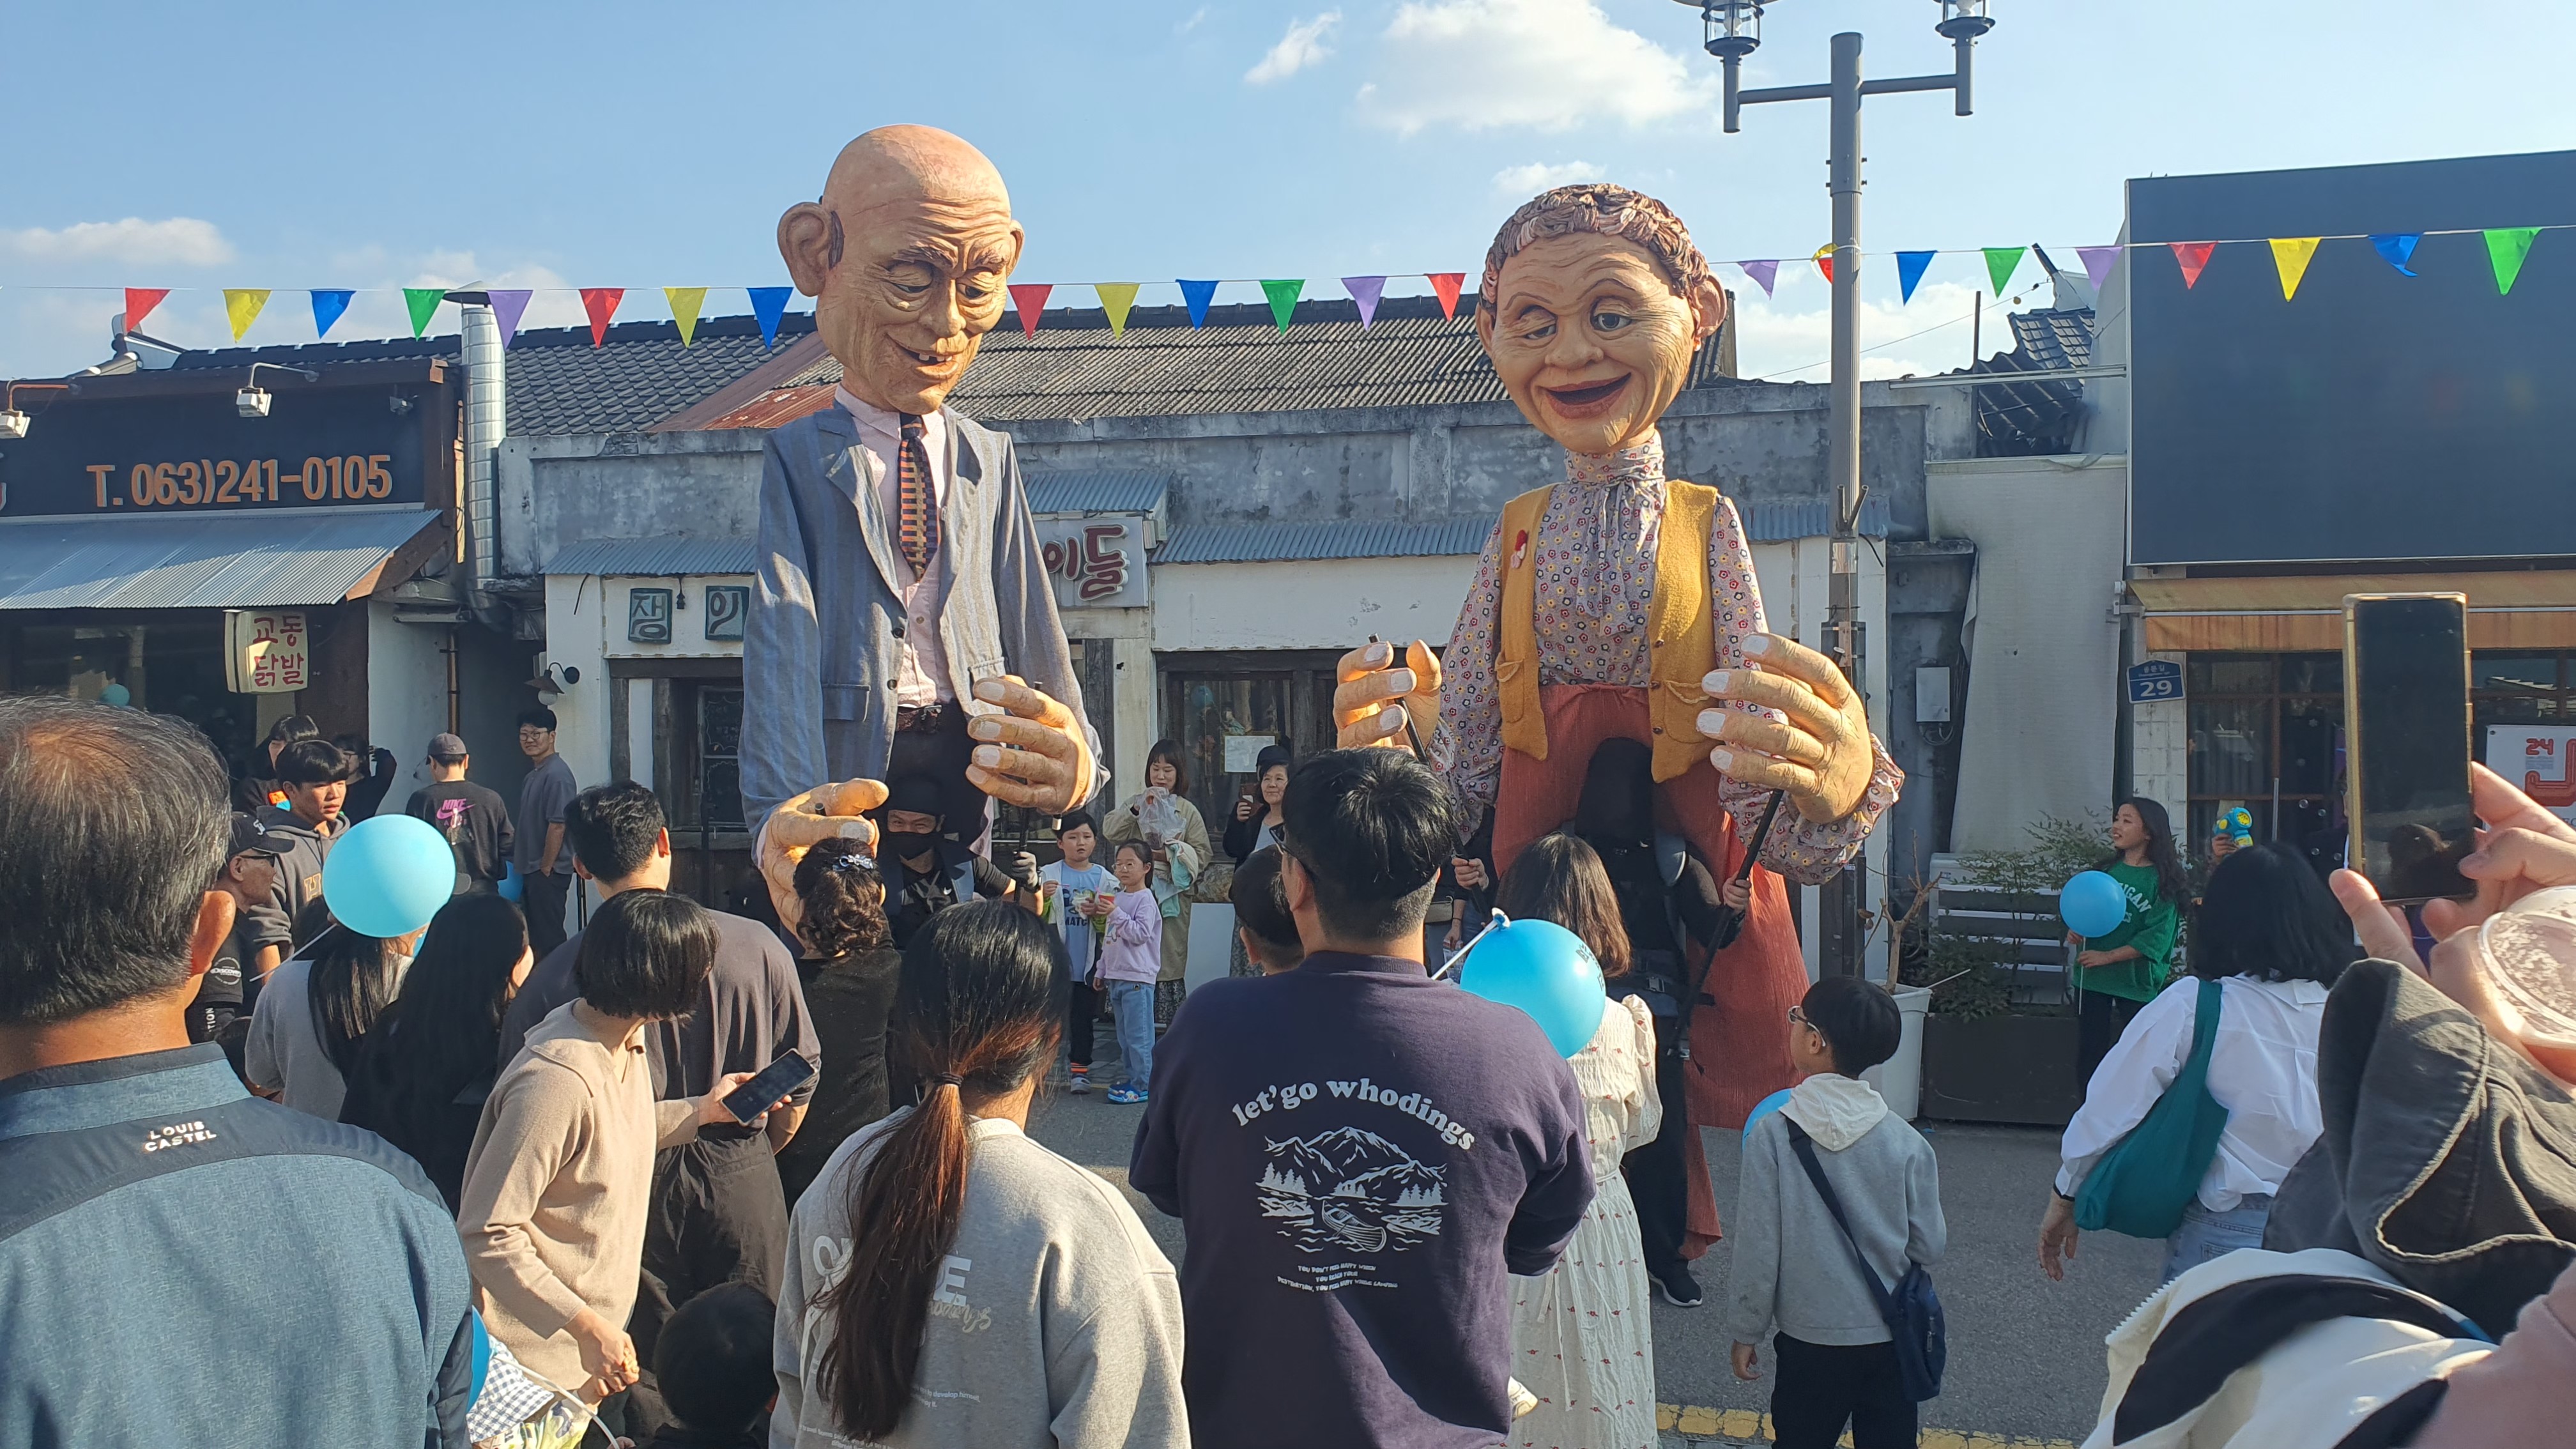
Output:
[1129,951,1593,1449]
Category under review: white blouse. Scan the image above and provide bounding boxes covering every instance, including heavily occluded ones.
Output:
[2057,974,2331,1213]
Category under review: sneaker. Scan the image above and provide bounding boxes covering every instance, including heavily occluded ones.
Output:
[1105,1084,1148,1105]
[1067,1066,1089,1096]
[1653,1266,1704,1308]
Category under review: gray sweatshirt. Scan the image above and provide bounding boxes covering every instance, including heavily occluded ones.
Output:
[1722,1075,1947,1347]
[771,1111,1189,1449]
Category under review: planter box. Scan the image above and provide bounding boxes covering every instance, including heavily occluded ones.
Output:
[1919,1012,2084,1125]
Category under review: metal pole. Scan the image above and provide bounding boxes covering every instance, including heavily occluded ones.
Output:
[1819,29,1867,978]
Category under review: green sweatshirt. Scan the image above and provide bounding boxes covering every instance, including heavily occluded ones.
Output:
[2076,860,2178,1003]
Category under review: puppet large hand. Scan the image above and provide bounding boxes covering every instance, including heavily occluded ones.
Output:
[758,779,889,940]
[1333,640,1443,750]
[965,675,1093,814]
[1697,633,1875,825]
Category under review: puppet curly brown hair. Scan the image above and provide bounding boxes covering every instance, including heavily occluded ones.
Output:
[1479,183,1716,314]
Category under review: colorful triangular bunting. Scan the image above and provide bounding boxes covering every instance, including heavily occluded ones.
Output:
[1736,260,1777,298]
[1342,275,1386,328]
[2369,234,2421,278]
[310,289,354,339]
[222,289,270,341]
[1094,282,1140,335]
[402,288,445,338]
[1006,282,1052,337]
[488,290,533,348]
[2076,246,2121,289]
[2485,227,2541,295]
[2169,241,2217,290]
[1895,251,1933,304]
[2267,238,2321,300]
[1812,245,1835,284]
[747,286,792,348]
[1983,245,2025,296]
[1426,272,1465,319]
[579,288,624,346]
[124,287,170,334]
[664,287,708,346]
[1177,279,1219,328]
[1259,280,1303,332]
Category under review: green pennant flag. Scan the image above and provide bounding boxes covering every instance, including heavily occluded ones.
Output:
[1260,278,1303,332]
[402,288,446,338]
[2485,227,2542,295]
[1983,245,2026,296]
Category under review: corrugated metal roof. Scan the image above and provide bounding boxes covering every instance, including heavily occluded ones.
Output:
[1742,496,1893,542]
[0,509,441,609]
[1023,470,1171,516]
[1154,518,1494,565]
[543,539,760,576]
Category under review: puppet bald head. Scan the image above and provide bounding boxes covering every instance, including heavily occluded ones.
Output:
[778,126,1024,415]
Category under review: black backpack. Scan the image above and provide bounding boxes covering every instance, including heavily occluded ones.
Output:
[1783,1119,1947,1402]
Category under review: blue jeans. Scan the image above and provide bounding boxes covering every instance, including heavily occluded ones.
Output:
[1108,981,1156,1091]
[2162,1193,2272,1284]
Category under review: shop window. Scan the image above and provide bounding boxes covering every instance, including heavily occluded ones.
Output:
[663,680,746,833]
[5,614,254,779]
[1161,650,1344,828]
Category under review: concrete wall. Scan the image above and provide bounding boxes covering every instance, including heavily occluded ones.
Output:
[498,431,766,577]
[365,602,456,809]
[1151,557,1482,653]
[2131,647,2189,829]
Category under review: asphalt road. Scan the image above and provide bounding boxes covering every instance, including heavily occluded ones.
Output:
[1027,1043,2163,1445]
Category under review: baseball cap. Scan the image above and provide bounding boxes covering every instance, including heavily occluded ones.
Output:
[428,732,470,762]
[229,813,290,860]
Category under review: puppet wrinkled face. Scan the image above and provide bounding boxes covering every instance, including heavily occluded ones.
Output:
[1478,233,1719,456]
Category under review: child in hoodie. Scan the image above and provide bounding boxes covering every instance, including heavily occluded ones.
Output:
[1724,977,1946,1449]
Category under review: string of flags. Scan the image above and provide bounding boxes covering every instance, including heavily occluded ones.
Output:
[38,223,2565,353]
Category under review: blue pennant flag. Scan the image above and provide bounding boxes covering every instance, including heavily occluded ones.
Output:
[309,289,355,339]
[1177,279,1220,328]
[747,286,793,349]
[1896,251,1935,304]
[2370,233,2422,278]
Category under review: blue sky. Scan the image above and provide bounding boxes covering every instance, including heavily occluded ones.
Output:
[5,1,2572,383]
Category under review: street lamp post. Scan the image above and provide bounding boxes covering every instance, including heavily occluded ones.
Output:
[1675,0,1996,977]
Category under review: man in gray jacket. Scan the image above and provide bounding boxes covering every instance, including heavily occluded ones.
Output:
[745,124,1103,931]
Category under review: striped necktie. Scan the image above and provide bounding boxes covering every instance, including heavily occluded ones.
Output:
[897,412,940,575]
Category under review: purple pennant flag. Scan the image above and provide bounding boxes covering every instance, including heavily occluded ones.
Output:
[2076,246,2122,290]
[1341,275,1388,329]
[1736,259,1779,298]
[746,286,793,348]
[487,289,533,348]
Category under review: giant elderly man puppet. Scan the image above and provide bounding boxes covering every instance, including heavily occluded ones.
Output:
[744,126,1101,923]
[1337,185,1903,1268]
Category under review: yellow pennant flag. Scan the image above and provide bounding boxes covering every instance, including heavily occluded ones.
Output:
[1094,282,1140,337]
[664,288,709,346]
[2269,237,2322,300]
[223,288,272,341]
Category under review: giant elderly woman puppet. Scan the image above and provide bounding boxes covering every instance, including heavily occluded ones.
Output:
[743,126,1102,927]
[1337,185,1903,1255]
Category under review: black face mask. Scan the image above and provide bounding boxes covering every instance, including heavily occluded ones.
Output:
[885,830,939,862]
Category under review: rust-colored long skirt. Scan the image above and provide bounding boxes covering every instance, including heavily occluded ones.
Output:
[1491,684,1810,1257]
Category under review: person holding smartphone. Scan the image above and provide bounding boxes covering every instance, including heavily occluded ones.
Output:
[1223,746,1292,977]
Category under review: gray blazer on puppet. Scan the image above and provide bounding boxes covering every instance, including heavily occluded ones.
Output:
[741,402,1105,833]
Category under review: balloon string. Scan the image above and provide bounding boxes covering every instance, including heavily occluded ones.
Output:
[1434,908,1509,981]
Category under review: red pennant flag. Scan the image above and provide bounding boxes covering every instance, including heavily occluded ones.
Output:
[2169,241,2217,290]
[1427,272,1465,319]
[124,288,171,334]
[1007,283,1052,338]
[1812,244,1836,284]
[580,288,624,347]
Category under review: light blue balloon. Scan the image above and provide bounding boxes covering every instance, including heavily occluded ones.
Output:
[1457,917,1607,1058]
[497,861,524,904]
[98,683,131,707]
[321,813,455,938]
[1743,1087,1794,1140]
[2060,870,2129,939]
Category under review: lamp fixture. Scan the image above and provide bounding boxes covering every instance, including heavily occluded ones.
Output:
[0,380,79,440]
[237,362,320,420]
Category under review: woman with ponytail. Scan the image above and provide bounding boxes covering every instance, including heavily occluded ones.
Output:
[772,898,1188,1448]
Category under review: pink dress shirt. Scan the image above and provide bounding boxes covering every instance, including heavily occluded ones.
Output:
[834,386,956,707]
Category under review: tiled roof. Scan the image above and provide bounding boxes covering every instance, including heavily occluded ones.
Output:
[1742,496,1892,542]
[542,539,761,576]
[1968,306,2096,457]
[676,291,1740,428]
[1154,518,1494,565]
[1023,470,1171,516]
[167,310,820,439]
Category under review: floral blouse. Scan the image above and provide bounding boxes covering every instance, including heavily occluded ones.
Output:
[1430,431,1901,885]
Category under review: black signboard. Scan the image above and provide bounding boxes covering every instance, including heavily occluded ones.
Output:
[0,371,451,519]
[2129,149,2576,565]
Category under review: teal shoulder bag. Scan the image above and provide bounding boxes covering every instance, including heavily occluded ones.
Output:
[2074,978,2231,1239]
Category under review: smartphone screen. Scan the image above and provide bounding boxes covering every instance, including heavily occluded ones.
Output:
[722,1050,816,1124]
[2345,594,2476,903]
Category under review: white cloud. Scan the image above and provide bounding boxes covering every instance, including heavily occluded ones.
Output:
[1177,6,1208,33]
[1358,0,1714,135]
[0,217,234,267]
[1491,160,1604,195]
[1729,279,1989,383]
[1246,12,1341,84]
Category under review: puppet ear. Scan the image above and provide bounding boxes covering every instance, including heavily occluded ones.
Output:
[1686,273,1728,344]
[778,202,835,298]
